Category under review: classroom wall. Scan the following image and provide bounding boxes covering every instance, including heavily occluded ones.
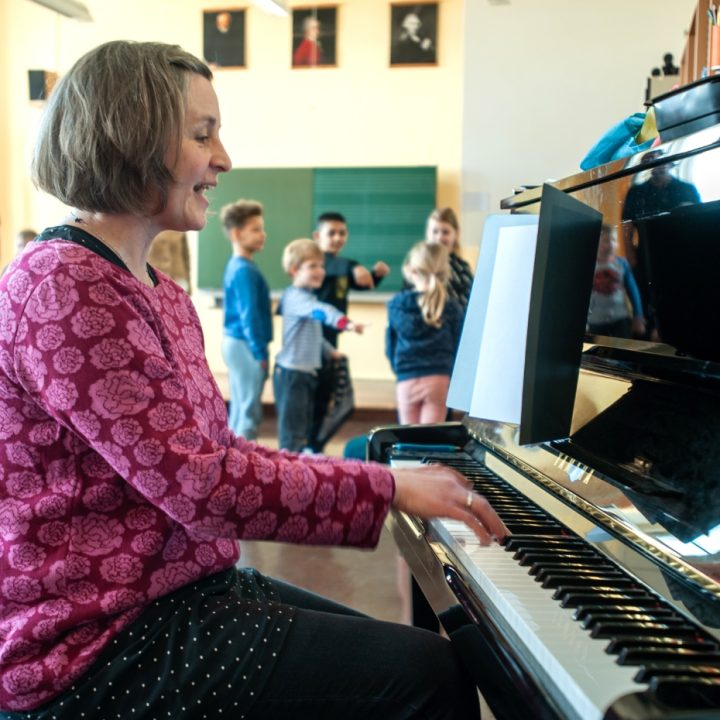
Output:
[460,0,697,246]
[0,0,464,259]
[0,0,698,385]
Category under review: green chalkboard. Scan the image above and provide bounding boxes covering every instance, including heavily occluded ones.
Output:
[198,166,436,292]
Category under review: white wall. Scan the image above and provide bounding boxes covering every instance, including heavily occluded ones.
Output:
[461,0,697,244]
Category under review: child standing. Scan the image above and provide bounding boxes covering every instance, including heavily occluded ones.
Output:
[310,211,390,451]
[313,211,389,346]
[386,242,463,425]
[221,200,272,440]
[425,207,474,311]
[274,239,364,452]
[587,224,646,339]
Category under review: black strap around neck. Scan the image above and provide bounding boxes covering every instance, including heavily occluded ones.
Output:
[35,225,158,286]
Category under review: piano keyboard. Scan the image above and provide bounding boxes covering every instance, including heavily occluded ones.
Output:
[391,452,720,720]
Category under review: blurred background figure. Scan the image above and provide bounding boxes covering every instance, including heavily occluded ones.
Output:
[424,207,474,313]
[587,225,645,339]
[15,228,36,254]
[148,230,191,291]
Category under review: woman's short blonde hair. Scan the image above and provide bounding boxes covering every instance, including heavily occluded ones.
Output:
[32,41,212,216]
[282,238,322,274]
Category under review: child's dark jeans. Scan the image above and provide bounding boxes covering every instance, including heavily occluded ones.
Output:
[273,365,317,452]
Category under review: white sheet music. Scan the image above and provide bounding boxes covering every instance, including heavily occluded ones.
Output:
[447,214,539,423]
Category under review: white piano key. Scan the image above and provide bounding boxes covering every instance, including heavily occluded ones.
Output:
[389,458,646,720]
[435,517,645,720]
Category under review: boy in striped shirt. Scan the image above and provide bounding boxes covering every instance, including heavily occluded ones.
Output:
[273,239,364,452]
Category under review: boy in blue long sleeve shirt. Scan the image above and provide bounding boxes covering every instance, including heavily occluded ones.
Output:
[221,200,273,439]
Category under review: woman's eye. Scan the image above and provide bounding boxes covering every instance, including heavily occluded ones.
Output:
[196,135,209,143]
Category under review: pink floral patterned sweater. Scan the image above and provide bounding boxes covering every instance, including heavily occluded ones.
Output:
[0,236,395,711]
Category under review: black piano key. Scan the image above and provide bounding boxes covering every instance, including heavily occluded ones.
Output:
[650,677,720,707]
[501,535,585,549]
[515,546,599,556]
[544,572,632,597]
[635,664,720,683]
[502,523,568,535]
[476,497,538,507]
[494,512,551,523]
[552,583,647,607]
[591,622,701,640]
[620,647,720,665]
[584,613,689,631]
[608,637,718,654]
[515,551,603,566]
[605,635,720,665]
[542,576,637,591]
[534,563,625,575]
[574,604,675,622]
[559,592,660,609]
[533,566,627,581]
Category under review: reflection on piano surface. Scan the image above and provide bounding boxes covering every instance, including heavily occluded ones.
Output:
[370,127,720,720]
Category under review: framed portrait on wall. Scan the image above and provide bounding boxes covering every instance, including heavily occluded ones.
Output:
[203,9,246,69]
[292,6,338,68]
[390,2,438,66]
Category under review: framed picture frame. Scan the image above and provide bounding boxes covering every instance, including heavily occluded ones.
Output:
[390,2,438,66]
[292,6,338,68]
[203,9,246,69]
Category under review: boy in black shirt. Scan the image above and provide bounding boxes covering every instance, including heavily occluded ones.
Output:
[313,212,389,346]
[309,212,389,451]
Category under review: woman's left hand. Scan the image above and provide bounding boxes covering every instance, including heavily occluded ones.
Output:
[391,465,510,545]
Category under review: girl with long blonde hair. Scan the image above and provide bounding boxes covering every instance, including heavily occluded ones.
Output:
[386,242,463,424]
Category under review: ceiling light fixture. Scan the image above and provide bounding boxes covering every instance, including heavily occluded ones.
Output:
[27,0,92,21]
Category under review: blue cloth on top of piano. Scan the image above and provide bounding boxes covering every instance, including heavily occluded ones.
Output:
[580,113,654,170]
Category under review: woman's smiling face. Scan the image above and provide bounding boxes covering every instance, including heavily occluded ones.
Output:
[159,74,231,232]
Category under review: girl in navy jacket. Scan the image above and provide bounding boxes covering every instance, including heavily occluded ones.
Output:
[386,242,463,424]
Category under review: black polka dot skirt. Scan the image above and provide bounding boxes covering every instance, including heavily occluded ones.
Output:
[2,568,294,720]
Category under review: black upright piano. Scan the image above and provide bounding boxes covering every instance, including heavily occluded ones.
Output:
[369,126,720,720]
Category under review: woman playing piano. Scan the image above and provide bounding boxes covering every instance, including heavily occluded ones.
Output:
[0,39,508,719]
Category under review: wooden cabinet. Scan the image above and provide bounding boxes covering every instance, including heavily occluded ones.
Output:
[681,1,712,83]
